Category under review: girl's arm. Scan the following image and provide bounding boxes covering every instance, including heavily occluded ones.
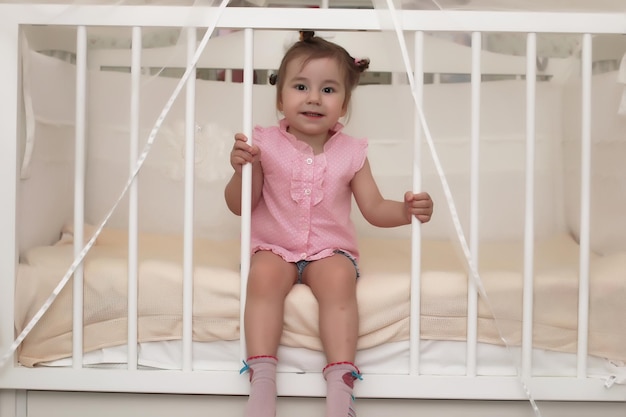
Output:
[224,133,264,216]
[351,158,433,227]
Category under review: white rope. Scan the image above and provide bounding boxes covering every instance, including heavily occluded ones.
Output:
[19,32,36,179]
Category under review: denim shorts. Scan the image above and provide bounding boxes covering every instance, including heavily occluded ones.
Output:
[295,250,360,283]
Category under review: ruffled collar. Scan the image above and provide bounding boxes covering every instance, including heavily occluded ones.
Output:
[278,118,345,153]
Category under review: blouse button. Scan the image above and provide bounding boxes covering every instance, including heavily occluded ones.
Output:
[300,253,307,259]
[306,157,313,164]
[304,189,311,195]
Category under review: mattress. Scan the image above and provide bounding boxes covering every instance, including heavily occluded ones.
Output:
[15,224,626,368]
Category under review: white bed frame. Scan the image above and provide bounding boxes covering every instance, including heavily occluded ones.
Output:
[1,3,626,417]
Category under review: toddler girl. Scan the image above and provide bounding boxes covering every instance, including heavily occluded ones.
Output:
[225,30,433,417]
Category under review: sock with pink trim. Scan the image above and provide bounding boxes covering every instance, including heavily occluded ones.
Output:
[240,355,278,417]
[323,362,362,417]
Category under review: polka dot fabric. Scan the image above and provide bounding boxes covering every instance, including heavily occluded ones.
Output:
[251,119,367,263]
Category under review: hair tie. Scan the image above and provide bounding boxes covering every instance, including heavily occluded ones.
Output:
[353,57,370,72]
[269,73,278,85]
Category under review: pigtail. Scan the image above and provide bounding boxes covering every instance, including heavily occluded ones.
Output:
[353,57,370,73]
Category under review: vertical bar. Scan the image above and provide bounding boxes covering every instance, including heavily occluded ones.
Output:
[0,391,19,417]
[72,25,87,369]
[409,30,424,376]
[466,31,481,377]
[239,27,254,362]
[521,32,537,377]
[0,21,19,369]
[577,33,592,378]
[182,27,197,372]
[127,26,141,371]
[15,391,26,417]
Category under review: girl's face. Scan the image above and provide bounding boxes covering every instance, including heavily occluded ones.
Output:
[278,56,347,144]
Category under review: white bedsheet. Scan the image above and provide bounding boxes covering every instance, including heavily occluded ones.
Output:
[39,339,623,386]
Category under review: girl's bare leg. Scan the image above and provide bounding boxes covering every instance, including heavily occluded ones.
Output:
[243,251,296,417]
[302,254,360,417]
[245,250,297,357]
[302,253,358,363]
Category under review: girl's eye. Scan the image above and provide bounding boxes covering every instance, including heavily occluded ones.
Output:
[322,87,334,93]
[295,84,307,91]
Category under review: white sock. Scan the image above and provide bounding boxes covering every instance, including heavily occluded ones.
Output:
[323,362,361,417]
[242,356,278,417]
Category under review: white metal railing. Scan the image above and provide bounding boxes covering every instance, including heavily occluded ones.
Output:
[127,25,141,372]
[466,31,481,377]
[2,6,625,33]
[408,30,424,376]
[578,33,593,378]
[240,26,255,366]
[72,25,87,370]
[522,32,537,378]
[182,26,197,372]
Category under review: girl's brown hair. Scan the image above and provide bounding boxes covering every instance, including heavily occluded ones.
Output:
[270,30,370,110]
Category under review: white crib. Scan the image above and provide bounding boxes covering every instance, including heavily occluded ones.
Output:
[1,2,626,417]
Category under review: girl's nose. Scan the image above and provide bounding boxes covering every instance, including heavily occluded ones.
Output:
[307,91,321,104]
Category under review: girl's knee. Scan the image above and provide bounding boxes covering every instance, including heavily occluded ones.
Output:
[305,263,357,303]
[248,252,296,297]
[305,256,357,286]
